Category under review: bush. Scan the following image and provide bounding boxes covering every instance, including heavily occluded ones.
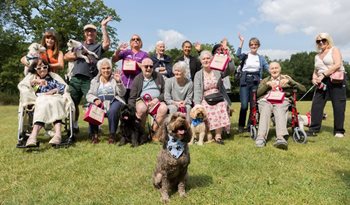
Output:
[0,91,19,105]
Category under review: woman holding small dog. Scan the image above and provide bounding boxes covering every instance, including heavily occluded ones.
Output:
[21,29,64,73]
[193,50,232,144]
[86,58,126,144]
[18,59,74,147]
[307,32,346,138]
[164,61,193,120]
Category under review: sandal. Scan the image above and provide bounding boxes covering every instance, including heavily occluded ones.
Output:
[215,135,224,145]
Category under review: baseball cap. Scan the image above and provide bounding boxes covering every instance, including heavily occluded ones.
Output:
[84,24,97,31]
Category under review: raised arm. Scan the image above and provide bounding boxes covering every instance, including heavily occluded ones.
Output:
[101,16,112,51]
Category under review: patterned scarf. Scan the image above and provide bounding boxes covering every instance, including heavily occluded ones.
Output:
[167,135,185,159]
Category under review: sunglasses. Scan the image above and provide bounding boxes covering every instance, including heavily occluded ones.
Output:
[316,39,327,44]
[143,65,153,69]
[36,65,49,71]
[131,38,141,42]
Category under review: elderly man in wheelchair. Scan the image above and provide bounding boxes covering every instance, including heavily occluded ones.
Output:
[17,59,74,148]
[128,58,168,141]
[254,62,306,150]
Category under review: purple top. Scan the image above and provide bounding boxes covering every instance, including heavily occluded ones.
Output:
[119,49,148,89]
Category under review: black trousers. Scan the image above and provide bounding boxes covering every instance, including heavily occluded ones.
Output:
[309,77,346,134]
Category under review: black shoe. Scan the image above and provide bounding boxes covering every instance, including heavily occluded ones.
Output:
[238,126,244,133]
[305,130,317,137]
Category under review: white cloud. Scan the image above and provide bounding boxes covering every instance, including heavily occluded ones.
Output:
[258,0,350,47]
[237,17,259,31]
[157,29,187,49]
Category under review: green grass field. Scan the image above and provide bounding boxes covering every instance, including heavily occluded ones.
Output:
[1,101,349,205]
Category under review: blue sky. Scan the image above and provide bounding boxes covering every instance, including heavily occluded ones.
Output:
[104,0,350,61]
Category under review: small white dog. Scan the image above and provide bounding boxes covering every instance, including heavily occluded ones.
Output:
[298,112,327,130]
[24,43,46,75]
[189,104,211,145]
[66,39,99,80]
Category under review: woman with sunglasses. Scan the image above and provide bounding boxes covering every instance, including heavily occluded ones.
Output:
[236,34,269,133]
[21,29,64,74]
[112,34,148,102]
[307,32,346,138]
[18,59,74,147]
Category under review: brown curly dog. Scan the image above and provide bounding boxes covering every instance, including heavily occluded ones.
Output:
[152,112,192,203]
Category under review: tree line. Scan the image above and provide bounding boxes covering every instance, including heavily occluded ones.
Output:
[0,0,349,104]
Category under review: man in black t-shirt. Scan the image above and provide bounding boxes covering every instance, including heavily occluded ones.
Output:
[64,16,112,135]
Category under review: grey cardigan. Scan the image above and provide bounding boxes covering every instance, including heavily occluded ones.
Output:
[86,74,126,104]
[193,69,231,105]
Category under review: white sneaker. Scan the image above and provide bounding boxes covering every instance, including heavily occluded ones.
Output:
[334,133,345,138]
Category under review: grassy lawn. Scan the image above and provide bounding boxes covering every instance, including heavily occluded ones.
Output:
[0,101,349,204]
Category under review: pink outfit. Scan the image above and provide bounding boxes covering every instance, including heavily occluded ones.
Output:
[201,75,230,131]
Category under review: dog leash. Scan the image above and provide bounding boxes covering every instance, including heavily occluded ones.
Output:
[298,85,315,101]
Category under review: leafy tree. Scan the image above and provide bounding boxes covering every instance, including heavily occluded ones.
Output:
[0,0,120,103]
[1,0,120,51]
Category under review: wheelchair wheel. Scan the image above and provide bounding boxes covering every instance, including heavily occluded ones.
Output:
[250,125,257,140]
[293,127,307,144]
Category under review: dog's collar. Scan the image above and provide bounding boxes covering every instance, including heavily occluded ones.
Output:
[167,135,185,159]
[191,118,203,127]
[26,55,39,61]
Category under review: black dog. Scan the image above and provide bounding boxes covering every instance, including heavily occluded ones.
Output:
[118,104,149,147]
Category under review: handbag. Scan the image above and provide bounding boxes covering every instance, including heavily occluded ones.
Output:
[209,54,229,71]
[330,70,344,84]
[142,94,160,116]
[122,59,137,74]
[204,92,224,105]
[266,90,285,104]
[84,104,105,125]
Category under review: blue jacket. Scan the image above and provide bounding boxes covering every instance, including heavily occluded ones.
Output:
[150,54,173,78]
[236,47,269,79]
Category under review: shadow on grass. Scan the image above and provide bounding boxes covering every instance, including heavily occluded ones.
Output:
[187,174,213,190]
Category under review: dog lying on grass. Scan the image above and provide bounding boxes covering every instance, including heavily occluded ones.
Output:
[153,112,192,203]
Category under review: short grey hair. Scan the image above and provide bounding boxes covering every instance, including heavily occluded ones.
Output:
[156,40,165,47]
[97,58,112,73]
[199,50,212,60]
[172,61,189,76]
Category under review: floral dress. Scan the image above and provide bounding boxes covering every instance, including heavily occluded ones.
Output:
[201,73,230,131]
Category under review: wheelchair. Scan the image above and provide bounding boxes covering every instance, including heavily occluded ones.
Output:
[249,88,307,144]
[17,103,75,149]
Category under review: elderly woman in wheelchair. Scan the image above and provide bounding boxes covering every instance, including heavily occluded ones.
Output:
[18,59,74,147]
[255,62,306,150]
[128,58,168,141]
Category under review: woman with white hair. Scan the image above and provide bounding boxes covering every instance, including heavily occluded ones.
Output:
[150,41,173,78]
[86,58,126,144]
[164,61,193,119]
[193,50,232,144]
[307,32,346,138]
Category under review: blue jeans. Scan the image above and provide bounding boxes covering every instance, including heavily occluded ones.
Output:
[89,99,123,135]
[239,81,258,127]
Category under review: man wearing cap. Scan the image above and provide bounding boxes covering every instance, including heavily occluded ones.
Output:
[64,16,112,135]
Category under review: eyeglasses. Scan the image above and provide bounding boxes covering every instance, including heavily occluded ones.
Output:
[36,65,49,71]
[143,65,153,69]
[131,38,140,42]
[316,39,327,44]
